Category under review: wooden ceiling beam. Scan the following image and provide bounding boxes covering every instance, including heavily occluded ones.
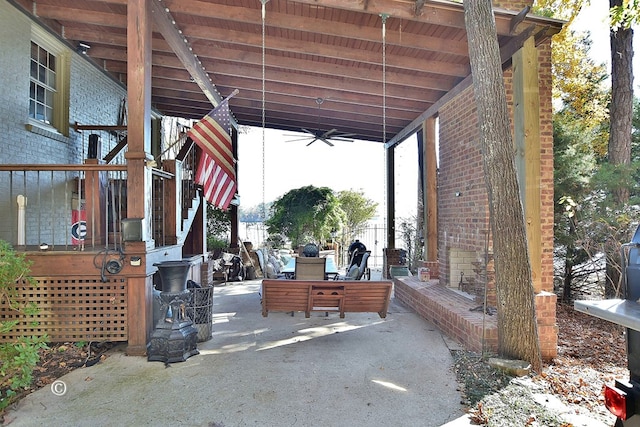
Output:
[36,3,470,66]
[87,46,447,109]
[154,96,407,131]
[288,0,536,36]
[151,75,426,118]
[180,23,469,78]
[65,28,460,92]
[36,6,469,78]
[166,0,469,56]
[33,4,127,28]
[151,87,419,122]
[150,84,418,119]
[102,56,442,112]
[149,0,228,114]
[146,60,444,104]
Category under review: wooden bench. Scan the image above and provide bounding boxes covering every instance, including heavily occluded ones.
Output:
[261,279,393,318]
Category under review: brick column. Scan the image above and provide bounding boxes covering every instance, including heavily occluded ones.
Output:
[383,248,404,279]
[200,260,214,286]
[535,291,558,360]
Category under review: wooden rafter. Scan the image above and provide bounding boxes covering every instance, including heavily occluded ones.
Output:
[19,0,563,143]
[149,0,238,127]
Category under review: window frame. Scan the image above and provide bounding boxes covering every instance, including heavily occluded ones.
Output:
[28,26,70,137]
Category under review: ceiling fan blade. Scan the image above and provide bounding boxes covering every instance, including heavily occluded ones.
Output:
[306,138,320,146]
[322,129,339,137]
[300,128,317,136]
[287,137,315,143]
[321,138,335,147]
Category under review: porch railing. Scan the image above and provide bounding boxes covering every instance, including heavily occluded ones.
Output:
[0,157,198,251]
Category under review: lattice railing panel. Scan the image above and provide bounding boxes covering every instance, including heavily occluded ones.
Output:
[1,277,128,343]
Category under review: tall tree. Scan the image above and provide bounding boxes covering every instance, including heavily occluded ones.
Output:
[463,0,541,371]
[336,190,378,240]
[609,0,634,205]
[602,0,635,297]
[551,30,609,301]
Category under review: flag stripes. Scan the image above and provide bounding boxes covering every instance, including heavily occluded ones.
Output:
[188,114,235,179]
[195,154,237,210]
[187,97,237,210]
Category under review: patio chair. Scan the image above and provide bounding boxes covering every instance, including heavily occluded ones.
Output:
[335,251,370,281]
[294,257,326,280]
[353,251,371,280]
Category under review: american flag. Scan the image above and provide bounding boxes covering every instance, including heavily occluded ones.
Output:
[187,98,237,210]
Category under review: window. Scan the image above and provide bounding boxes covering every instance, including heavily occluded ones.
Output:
[30,41,56,125]
[27,26,69,138]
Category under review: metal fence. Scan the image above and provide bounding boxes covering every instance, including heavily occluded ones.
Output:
[238,221,392,270]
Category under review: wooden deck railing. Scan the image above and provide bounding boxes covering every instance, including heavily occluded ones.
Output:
[0,158,198,251]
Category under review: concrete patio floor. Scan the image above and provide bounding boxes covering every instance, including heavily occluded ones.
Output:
[4,278,467,427]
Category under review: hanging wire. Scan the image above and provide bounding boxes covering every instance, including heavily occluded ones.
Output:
[261,0,269,244]
[380,13,389,246]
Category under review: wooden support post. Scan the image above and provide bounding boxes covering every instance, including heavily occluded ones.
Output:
[125,0,153,356]
[386,146,395,249]
[162,160,179,245]
[83,159,106,245]
[513,37,542,293]
[423,117,438,262]
[230,128,239,249]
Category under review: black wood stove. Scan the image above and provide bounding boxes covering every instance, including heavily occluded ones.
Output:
[147,260,199,363]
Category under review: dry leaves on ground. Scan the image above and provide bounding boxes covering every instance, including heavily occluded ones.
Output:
[459,302,628,426]
[1,341,115,420]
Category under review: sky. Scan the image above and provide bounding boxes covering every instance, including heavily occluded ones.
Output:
[573,1,640,91]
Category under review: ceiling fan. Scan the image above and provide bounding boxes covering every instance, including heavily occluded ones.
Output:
[285,98,356,146]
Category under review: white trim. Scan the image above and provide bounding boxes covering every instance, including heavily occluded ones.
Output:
[31,25,65,55]
[29,22,70,137]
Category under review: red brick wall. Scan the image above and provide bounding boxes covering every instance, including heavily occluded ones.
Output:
[434,37,556,358]
[536,291,558,359]
[395,277,557,360]
[493,0,534,10]
[394,277,498,354]
[383,248,406,279]
[537,40,556,294]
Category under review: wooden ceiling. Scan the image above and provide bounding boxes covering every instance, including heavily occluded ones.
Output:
[14,0,563,145]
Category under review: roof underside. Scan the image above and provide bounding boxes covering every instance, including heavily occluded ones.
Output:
[14,0,563,145]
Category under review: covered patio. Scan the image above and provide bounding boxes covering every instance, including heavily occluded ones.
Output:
[2,0,563,357]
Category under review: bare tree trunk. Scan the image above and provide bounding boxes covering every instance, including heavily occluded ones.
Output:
[609,0,633,204]
[562,256,574,303]
[606,0,634,296]
[463,0,541,372]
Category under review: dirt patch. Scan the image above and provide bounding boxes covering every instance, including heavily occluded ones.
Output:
[453,302,627,426]
[1,341,117,418]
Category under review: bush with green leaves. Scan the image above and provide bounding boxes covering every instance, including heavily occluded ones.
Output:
[0,240,48,412]
[206,204,231,250]
[265,185,342,248]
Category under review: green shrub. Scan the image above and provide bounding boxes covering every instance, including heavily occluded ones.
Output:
[0,240,48,412]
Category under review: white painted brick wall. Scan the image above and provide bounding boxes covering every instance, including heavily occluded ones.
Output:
[0,2,128,244]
